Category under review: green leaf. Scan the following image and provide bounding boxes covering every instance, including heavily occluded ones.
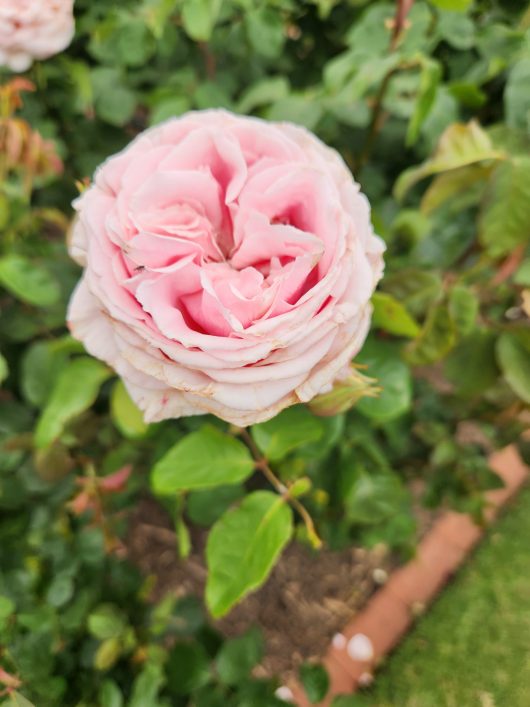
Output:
[110,380,148,439]
[266,96,323,130]
[99,680,124,707]
[445,331,498,397]
[20,341,67,408]
[251,406,325,462]
[479,157,530,257]
[356,340,413,423]
[216,627,264,685]
[152,425,254,494]
[437,11,475,49]
[88,604,128,640]
[505,58,530,131]
[46,574,74,608]
[142,0,178,38]
[181,0,221,42]
[166,643,210,695]
[420,164,491,214]
[300,663,330,704]
[406,58,442,146]
[514,260,530,287]
[34,357,110,448]
[0,595,15,620]
[149,96,189,126]
[0,351,7,385]
[372,292,420,338]
[405,304,456,366]
[246,7,285,59]
[5,693,36,707]
[345,472,407,525]
[91,68,136,127]
[129,663,165,707]
[237,77,290,114]
[94,637,122,671]
[496,333,530,404]
[0,255,60,307]
[395,121,505,201]
[382,269,443,317]
[187,484,245,527]
[206,491,293,618]
[448,285,479,336]
[115,17,155,67]
[429,0,472,9]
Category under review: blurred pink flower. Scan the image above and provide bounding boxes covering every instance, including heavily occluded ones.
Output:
[0,0,75,72]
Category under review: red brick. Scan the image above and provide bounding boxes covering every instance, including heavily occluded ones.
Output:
[487,446,528,508]
[435,511,482,552]
[386,528,465,607]
[332,590,411,683]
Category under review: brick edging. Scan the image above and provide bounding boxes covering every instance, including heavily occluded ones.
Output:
[287,445,529,706]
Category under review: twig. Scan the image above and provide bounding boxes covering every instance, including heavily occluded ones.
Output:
[356,0,415,172]
[235,427,323,549]
[198,42,216,80]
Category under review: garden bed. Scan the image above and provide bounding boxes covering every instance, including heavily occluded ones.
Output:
[127,445,528,705]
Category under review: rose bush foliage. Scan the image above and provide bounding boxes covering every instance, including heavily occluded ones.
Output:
[0,1,529,705]
[68,110,384,425]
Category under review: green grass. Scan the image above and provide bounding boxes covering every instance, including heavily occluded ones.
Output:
[344,484,530,707]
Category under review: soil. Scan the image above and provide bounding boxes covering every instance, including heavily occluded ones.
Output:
[126,497,394,677]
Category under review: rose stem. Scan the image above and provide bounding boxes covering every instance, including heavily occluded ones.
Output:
[234,426,323,550]
[356,0,415,172]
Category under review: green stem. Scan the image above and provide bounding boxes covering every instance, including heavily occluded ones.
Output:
[235,426,323,549]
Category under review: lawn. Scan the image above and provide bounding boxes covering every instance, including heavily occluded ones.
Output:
[351,484,530,707]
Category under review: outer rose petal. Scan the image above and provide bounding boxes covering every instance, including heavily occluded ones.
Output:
[67,110,385,426]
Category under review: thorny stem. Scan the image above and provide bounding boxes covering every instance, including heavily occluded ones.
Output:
[356,0,415,172]
[199,42,216,80]
[235,426,323,549]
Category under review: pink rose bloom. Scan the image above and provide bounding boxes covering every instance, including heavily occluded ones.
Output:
[68,110,384,426]
[0,0,75,72]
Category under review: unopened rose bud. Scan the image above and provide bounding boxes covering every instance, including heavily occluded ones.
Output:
[308,365,380,417]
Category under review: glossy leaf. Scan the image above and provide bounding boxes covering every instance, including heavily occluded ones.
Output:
[479,157,530,257]
[445,331,498,396]
[406,304,457,366]
[181,0,221,41]
[0,255,60,307]
[421,164,491,214]
[395,121,504,201]
[0,351,7,385]
[251,406,325,462]
[496,333,530,404]
[216,627,264,685]
[206,491,293,618]
[449,285,479,336]
[110,380,148,439]
[356,341,412,422]
[151,425,254,494]
[372,292,420,338]
[300,663,330,704]
[407,58,442,146]
[166,643,210,695]
[34,357,110,448]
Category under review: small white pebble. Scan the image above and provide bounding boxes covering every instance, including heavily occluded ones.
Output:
[332,632,347,650]
[373,568,388,584]
[358,671,374,687]
[275,686,294,703]
[347,633,374,661]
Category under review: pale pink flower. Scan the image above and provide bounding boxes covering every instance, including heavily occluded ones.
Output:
[0,0,75,72]
[68,110,384,426]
